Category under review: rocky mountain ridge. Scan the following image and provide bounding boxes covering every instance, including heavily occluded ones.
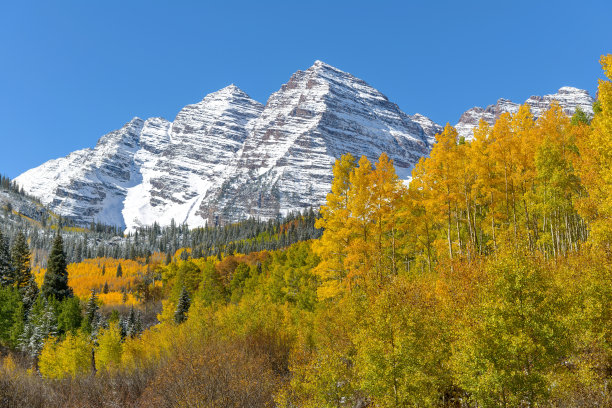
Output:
[16,61,440,230]
[454,86,594,140]
[15,62,595,231]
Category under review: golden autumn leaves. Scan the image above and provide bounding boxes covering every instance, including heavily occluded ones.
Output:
[314,54,612,299]
[7,54,611,408]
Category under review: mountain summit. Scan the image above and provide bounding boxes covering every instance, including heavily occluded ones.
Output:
[16,61,439,230]
[15,62,594,230]
[194,60,439,223]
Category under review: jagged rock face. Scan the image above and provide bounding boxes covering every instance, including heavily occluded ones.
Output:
[409,113,444,141]
[122,86,263,229]
[196,61,438,223]
[17,86,263,229]
[16,118,146,227]
[18,62,590,231]
[16,62,438,230]
[455,87,594,140]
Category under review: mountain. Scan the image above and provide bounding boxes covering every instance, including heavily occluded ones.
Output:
[455,87,594,140]
[16,61,439,230]
[195,61,438,223]
[15,62,595,231]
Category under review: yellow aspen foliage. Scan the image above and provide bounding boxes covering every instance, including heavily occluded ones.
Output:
[39,332,93,379]
[369,153,405,278]
[315,153,406,297]
[95,323,123,372]
[471,119,501,252]
[313,153,356,300]
[67,258,145,298]
[157,298,178,325]
[345,156,375,289]
[398,185,435,272]
[453,249,571,407]
[355,275,451,407]
[532,104,581,255]
[411,124,461,261]
[2,354,17,372]
[576,54,612,250]
[98,291,139,307]
[488,112,518,232]
[34,257,152,306]
[121,324,172,371]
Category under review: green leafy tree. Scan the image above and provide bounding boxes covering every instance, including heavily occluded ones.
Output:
[170,260,201,300]
[453,250,570,407]
[41,234,72,301]
[571,106,590,125]
[230,263,251,303]
[197,261,226,306]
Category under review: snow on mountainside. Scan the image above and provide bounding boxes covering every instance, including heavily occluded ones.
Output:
[16,62,437,230]
[16,118,146,227]
[15,62,593,231]
[122,85,263,229]
[455,87,594,140]
[196,60,439,223]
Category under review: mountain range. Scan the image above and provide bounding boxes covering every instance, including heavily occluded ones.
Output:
[15,61,594,231]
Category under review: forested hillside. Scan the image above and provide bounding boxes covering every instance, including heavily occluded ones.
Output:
[0,55,610,407]
[0,178,320,266]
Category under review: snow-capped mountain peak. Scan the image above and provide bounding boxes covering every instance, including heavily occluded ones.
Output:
[455,87,594,140]
[15,63,593,231]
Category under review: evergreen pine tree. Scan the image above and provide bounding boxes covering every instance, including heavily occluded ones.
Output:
[57,296,82,334]
[118,315,127,339]
[0,229,14,286]
[126,306,136,337]
[19,297,58,365]
[22,275,39,314]
[134,310,143,335]
[103,281,109,294]
[0,286,21,345]
[83,289,100,334]
[41,234,72,301]
[101,264,105,276]
[116,263,123,278]
[11,232,32,291]
[174,287,191,324]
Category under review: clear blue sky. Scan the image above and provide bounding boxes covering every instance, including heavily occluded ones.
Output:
[1,1,610,178]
